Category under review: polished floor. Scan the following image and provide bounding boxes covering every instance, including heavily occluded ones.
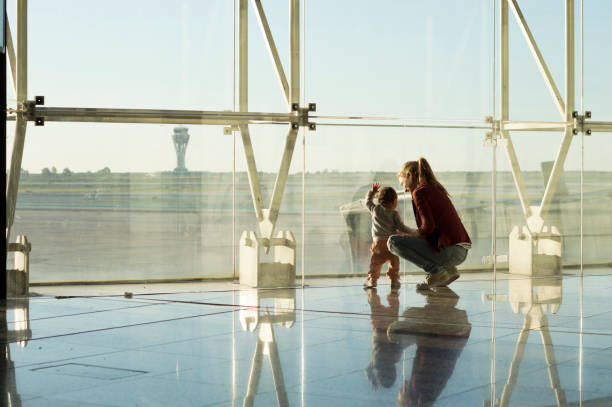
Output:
[2,270,612,406]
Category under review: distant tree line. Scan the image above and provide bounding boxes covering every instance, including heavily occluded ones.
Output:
[36,167,112,176]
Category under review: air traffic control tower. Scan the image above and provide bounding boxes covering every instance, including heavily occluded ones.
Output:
[172,127,190,173]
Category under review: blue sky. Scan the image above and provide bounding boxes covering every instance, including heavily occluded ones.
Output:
[5,0,612,173]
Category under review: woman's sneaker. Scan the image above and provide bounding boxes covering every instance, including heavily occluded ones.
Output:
[444,266,460,286]
[416,269,460,290]
[363,278,377,289]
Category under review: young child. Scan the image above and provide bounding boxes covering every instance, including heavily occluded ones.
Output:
[364,182,415,289]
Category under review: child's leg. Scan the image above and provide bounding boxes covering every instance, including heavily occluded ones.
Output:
[377,238,400,282]
[368,241,387,282]
[386,253,400,282]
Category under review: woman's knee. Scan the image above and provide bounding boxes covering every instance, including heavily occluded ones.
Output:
[444,246,468,267]
[387,235,401,253]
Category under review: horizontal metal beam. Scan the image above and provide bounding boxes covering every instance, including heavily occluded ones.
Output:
[586,121,612,133]
[17,107,298,126]
[502,121,568,131]
[7,107,612,133]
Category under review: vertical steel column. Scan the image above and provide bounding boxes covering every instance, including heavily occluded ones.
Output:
[6,0,27,242]
[238,0,265,224]
[232,0,237,281]
[539,0,575,222]
[500,0,508,123]
[1,0,8,300]
[489,1,498,402]
[263,0,301,239]
[16,0,25,103]
[239,0,247,113]
[289,0,300,106]
[500,0,533,221]
[4,12,16,93]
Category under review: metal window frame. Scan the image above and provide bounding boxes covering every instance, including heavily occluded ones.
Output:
[497,0,611,235]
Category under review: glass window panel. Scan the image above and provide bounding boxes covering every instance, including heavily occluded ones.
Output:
[507,0,566,122]
[25,0,233,110]
[306,0,494,120]
[584,0,612,120]
[11,123,234,282]
[583,133,612,266]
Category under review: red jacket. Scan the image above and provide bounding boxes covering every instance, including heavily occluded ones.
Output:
[411,183,471,251]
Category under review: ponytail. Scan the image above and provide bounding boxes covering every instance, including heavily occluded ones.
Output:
[400,157,449,196]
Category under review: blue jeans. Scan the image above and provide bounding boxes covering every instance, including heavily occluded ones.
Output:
[387,235,468,275]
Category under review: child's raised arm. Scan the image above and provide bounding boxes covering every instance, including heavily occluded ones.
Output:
[365,182,380,212]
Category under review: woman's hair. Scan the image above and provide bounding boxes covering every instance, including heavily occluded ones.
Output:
[398,157,449,196]
[377,186,397,207]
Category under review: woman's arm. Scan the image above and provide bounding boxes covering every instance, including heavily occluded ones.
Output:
[393,211,417,235]
[413,189,436,236]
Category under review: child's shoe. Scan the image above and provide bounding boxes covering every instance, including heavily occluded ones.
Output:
[363,278,377,289]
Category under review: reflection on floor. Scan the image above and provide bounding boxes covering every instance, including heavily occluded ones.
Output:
[2,270,612,406]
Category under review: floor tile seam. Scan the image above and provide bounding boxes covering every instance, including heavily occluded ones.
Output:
[4,308,237,344]
[467,321,576,331]
[490,381,605,395]
[284,366,365,388]
[137,331,238,351]
[13,347,139,370]
[29,361,148,375]
[433,383,491,402]
[476,325,612,338]
[207,388,403,407]
[13,342,244,372]
[463,331,519,345]
[493,359,580,381]
[28,374,181,405]
[10,302,166,324]
[9,374,133,404]
[465,309,497,318]
[583,309,612,319]
[140,296,417,320]
[553,357,612,370]
[26,395,118,407]
[68,287,305,299]
[283,389,393,403]
[298,335,373,349]
[282,387,394,403]
[9,392,45,403]
[544,327,612,337]
[133,348,253,363]
[150,369,304,390]
[297,323,373,335]
[59,364,199,390]
[200,391,289,407]
[148,374,235,390]
[22,394,116,407]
